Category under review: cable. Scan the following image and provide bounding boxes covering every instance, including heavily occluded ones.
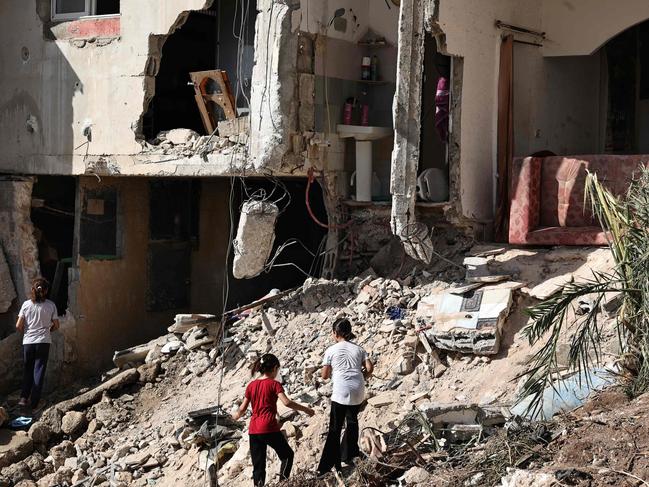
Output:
[306,168,353,230]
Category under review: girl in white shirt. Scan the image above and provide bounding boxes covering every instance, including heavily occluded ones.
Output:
[16,278,59,411]
[317,319,373,475]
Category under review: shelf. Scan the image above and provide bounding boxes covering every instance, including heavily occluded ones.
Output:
[357,79,390,85]
[357,41,391,48]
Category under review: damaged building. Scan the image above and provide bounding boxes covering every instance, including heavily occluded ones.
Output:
[2,0,649,387]
[2,0,649,485]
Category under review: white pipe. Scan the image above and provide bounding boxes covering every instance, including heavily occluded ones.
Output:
[356,140,373,201]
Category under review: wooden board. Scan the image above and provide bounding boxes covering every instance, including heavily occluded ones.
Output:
[189,70,237,134]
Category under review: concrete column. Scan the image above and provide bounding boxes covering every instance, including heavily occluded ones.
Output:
[249,0,300,171]
[390,0,425,247]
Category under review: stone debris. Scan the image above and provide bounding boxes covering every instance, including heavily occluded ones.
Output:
[0,430,33,468]
[499,469,556,487]
[163,128,200,145]
[0,244,620,486]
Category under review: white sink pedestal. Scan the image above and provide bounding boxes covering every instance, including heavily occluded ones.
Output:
[337,124,393,202]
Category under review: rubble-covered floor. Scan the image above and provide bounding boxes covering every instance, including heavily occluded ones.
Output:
[0,244,626,487]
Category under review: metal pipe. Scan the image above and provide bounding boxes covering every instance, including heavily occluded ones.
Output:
[495,20,546,39]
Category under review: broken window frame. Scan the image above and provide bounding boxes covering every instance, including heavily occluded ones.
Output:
[51,0,119,22]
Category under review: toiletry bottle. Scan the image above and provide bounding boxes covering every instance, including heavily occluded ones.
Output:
[360,91,369,126]
[371,55,379,81]
[343,97,354,125]
[361,56,371,81]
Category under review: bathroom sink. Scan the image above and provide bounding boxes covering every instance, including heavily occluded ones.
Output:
[336,125,393,202]
[337,124,393,141]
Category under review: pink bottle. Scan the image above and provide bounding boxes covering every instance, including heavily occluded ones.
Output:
[361,104,369,126]
[343,98,354,124]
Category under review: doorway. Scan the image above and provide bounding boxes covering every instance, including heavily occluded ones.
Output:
[30,176,76,315]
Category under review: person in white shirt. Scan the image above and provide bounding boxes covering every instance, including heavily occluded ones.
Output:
[15,278,59,410]
[317,319,373,475]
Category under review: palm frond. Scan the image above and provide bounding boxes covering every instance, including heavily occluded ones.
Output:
[518,165,649,414]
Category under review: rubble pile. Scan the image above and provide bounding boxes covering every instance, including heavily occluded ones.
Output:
[0,245,623,486]
[141,119,250,158]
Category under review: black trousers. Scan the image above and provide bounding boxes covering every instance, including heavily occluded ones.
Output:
[249,432,294,486]
[317,401,361,474]
[21,343,50,408]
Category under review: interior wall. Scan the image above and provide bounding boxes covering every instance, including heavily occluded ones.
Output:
[143,2,257,139]
[513,48,604,156]
[190,179,229,313]
[435,0,544,221]
[420,33,449,173]
[542,0,649,57]
[300,0,399,200]
[75,176,230,372]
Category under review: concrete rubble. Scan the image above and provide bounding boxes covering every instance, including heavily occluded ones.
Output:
[416,287,513,355]
[232,199,279,279]
[0,245,622,486]
[140,121,249,160]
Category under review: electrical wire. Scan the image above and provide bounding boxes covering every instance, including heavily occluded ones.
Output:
[306,168,353,230]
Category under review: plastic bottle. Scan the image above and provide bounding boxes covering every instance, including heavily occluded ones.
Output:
[371,55,379,81]
[361,56,371,81]
[360,91,369,126]
[343,98,354,125]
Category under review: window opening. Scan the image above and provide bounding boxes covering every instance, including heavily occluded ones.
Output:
[30,176,76,315]
[51,0,119,21]
[79,187,120,260]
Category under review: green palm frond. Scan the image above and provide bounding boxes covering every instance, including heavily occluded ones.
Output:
[518,165,649,414]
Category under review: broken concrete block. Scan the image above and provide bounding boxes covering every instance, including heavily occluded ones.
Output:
[500,469,556,487]
[61,411,87,436]
[184,327,215,350]
[367,391,400,408]
[168,314,219,334]
[232,199,278,279]
[137,361,161,383]
[161,341,184,354]
[163,128,199,145]
[528,274,573,300]
[447,424,483,442]
[0,430,33,468]
[260,310,275,336]
[28,421,52,445]
[281,421,299,439]
[400,466,431,484]
[0,246,16,312]
[417,288,513,355]
[218,116,250,137]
